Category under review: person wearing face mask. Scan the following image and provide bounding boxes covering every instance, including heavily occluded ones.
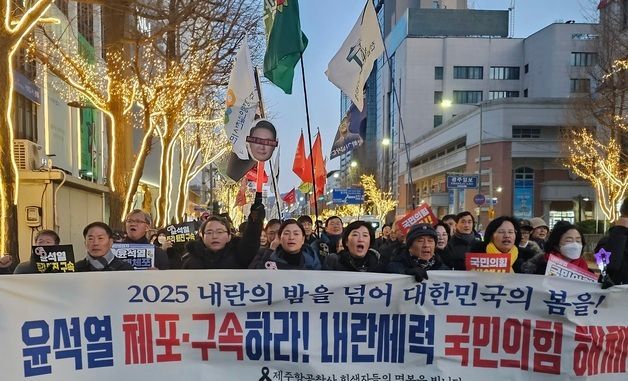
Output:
[254,220,320,270]
[311,216,344,263]
[468,216,534,273]
[521,222,591,275]
[324,221,385,272]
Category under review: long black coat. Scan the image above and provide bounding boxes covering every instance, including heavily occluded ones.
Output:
[604,225,628,285]
[182,208,263,269]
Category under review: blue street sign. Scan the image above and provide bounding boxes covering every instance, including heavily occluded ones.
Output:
[474,193,486,206]
[345,188,365,205]
[332,189,348,204]
[447,175,479,189]
[332,188,365,205]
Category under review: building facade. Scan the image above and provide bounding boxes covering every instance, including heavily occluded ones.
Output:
[372,2,599,228]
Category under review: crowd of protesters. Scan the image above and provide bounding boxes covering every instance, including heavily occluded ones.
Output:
[1,197,627,287]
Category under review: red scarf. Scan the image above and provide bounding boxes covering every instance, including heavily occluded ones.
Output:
[544,250,591,273]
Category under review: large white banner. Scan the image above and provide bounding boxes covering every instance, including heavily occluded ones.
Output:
[1,271,627,380]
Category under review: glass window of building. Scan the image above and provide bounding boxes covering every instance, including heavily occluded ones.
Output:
[453,66,483,79]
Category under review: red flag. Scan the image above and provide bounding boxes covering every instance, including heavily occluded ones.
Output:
[235,179,247,206]
[292,132,312,183]
[597,0,611,9]
[311,133,326,196]
[282,188,296,204]
[245,165,268,183]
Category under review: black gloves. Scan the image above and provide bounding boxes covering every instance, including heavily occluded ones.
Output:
[249,192,265,222]
[405,267,429,282]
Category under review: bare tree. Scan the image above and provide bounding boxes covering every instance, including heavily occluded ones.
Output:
[563,3,628,222]
[0,0,54,258]
[31,0,261,227]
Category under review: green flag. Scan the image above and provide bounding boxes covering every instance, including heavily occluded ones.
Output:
[263,0,308,94]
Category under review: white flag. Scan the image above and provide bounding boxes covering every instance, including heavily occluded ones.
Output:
[224,37,259,160]
[325,1,384,111]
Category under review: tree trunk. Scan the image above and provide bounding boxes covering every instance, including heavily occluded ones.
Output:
[155,130,175,227]
[101,1,134,228]
[0,47,20,259]
[123,110,155,218]
[175,146,192,222]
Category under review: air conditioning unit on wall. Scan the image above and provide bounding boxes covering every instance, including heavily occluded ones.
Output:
[13,139,43,170]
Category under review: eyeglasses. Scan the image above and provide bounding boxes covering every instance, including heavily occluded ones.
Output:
[125,219,148,224]
[204,230,228,236]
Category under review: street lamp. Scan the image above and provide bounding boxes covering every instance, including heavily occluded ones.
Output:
[350,160,358,168]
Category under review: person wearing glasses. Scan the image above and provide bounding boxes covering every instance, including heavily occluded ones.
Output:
[122,209,170,269]
[182,198,265,269]
[467,216,534,273]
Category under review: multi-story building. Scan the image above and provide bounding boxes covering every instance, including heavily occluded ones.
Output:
[373,2,599,229]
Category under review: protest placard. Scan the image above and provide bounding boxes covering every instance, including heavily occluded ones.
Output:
[396,203,438,235]
[545,254,599,283]
[164,222,198,246]
[31,244,75,273]
[111,244,155,270]
[465,252,512,273]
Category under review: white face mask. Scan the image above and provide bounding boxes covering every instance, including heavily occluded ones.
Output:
[157,236,167,245]
[560,242,582,260]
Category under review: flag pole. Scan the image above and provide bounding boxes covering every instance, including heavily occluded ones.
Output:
[254,67,282,219]
[375,4,415,210]
[299,53,320,235]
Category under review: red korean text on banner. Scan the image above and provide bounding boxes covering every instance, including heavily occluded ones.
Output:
[465,252,512,273]
[396,203,438,235]
[545,254,598,283]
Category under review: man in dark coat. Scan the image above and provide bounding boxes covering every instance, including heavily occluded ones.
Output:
[388,223,449,282]
[182,200,264,269]
[444,211,480,270]
[123,209,170,270]
[75,222,134,272]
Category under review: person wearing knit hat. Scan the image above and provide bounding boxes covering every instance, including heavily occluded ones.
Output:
[529,217,549,250]
[518,219,543,257]
[387,223,450,282]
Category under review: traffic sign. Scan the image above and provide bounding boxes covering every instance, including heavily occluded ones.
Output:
[447,174,479,189]
[332,188,364,205]
[473,193,486,206]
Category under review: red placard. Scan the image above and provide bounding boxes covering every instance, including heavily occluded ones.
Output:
[396,203,438,235]
[465,253,512,273]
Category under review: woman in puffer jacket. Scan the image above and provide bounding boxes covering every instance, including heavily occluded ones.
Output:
[323,221,387,273]
[254,219,321,270]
